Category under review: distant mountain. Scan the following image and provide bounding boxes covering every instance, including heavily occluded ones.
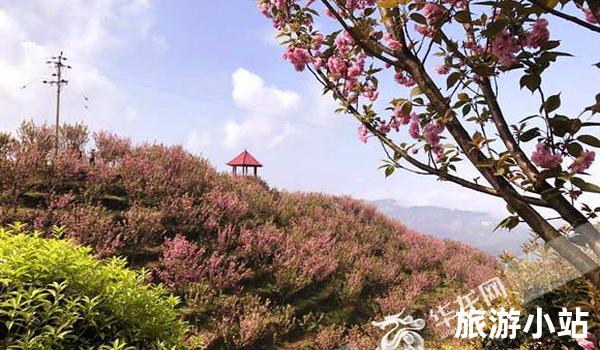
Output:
[372,199,532,256]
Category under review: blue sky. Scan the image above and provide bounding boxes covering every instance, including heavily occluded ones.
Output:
[0,0,598,218]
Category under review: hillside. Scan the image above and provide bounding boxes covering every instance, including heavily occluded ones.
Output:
[373,199,531,255]
[0,122,499,349]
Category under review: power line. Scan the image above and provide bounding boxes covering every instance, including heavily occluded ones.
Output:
[10,61,355,138]
[94,71,354,138]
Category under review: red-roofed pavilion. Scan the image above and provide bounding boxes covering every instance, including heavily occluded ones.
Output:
[226,149,263,176]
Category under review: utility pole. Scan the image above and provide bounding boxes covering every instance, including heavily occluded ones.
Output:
[43,51,71,152]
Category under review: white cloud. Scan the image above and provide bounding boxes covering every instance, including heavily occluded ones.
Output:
[223,68,301,149]
[0,1,157,134]
[185,129,212,154]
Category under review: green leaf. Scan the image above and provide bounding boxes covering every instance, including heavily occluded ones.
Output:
[494,215,520,231]
[485,19,508,37]
[454,10,471,23]
[543,93,561,114]
[410,13,427,25]
[566,142,583,157]
[447,72,461,90]
[410,86,423,97]
[572,177,600,193]
[518,127,540,142]
[549,115,570,137]
[577,134,600,148]
[519,74,541,93]
[385,165,395,177]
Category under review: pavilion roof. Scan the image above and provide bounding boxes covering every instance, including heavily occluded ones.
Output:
[226,149,263,167]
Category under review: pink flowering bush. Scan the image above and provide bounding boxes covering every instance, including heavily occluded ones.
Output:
[92,131,131,164]
[160,234,206,287]
[0,122,500,348]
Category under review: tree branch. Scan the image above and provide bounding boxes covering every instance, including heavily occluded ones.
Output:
[527,0,600,34]
[306,66,551,208]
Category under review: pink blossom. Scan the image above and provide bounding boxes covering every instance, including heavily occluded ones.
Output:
[327,56,348,79]
[394,71,416,87]
[422,3,447,24]
[525,18,549,48]
[383,33,402,51]
[363,85,379,101]
[312,34,324,50]
[432,143,445,159]
[282,47,311,71]
[492,29,519,67]
[531,143,563,169]
[258,2,271,17]
[436,65,450,75]
[335,31,355,54]
[313,56,324,69]
[347,64,363,79]
[585,9,598,24]
[378,121,391,135]
[423,122,444,145]
[464,41,484,53]
[415,24,435,38]
[570,151,595,173]
[393,106,411,126]
[273,0,286,11]
[443,0,467,8]
[577,333,597,350]
[358,125,369,143]
[408,114,420,139]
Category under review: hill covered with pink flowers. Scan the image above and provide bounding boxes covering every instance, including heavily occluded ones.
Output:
[0,122,498,349]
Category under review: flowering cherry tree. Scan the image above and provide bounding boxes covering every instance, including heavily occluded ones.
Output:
[256,0,600,285]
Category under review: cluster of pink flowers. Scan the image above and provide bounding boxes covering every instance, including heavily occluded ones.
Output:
[358,125,369,143]
[160,234,206,287]
[576,333,597,350]
[524,18,550,48]
[570,151,596,174]
[408,114,421,139]
[394,71,416,87]
[336,31,355,54]
[272,0,286,11]
[423,123,444,145]
[423,122,445,158]
[282,46,312,72]
[531,142,563,169]
[343,0,377,13]
[436,64,450,75]
[415,24,436,38]
[393,106,412,126]
[383,33,402,51]
[312,33,324,50]
[492,29,519,67]
[422,3,447,24]
[464,41,484,54]
[443,0,467,8]
[257,1,271,18]
[327,56,348,79]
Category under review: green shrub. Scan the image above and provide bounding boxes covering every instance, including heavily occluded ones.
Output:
[0,223,188,350]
